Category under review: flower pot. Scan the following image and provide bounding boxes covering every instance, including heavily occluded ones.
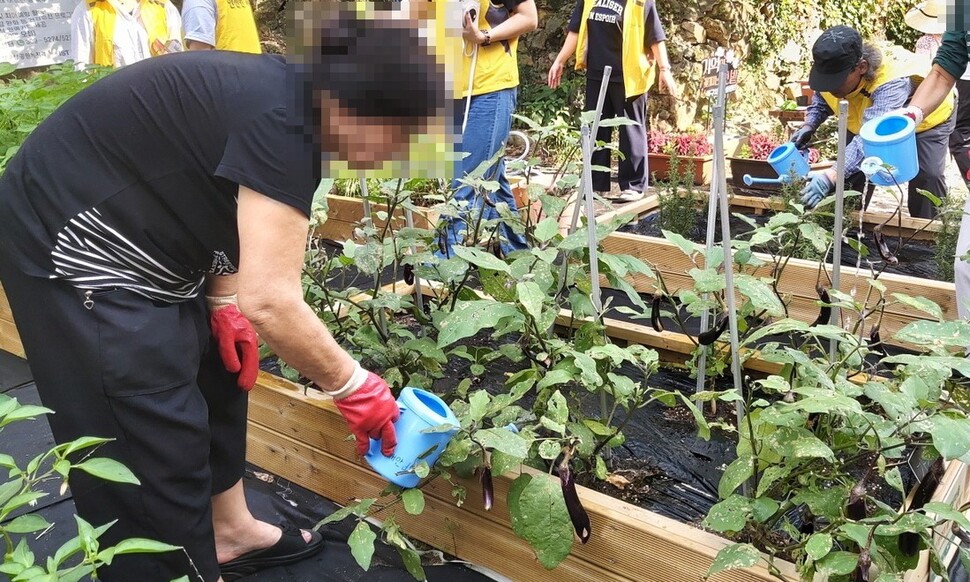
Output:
[647,153,713,186]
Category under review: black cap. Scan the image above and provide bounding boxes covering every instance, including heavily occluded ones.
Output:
[809,26,863,93]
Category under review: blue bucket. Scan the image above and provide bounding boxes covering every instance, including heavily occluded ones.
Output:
[365,386,459,488]
[859,113,918,186]
[766,142,811,179]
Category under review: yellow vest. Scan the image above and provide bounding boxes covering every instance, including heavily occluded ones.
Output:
[821,51,954,134]
[457,0,521,97]
[575,0,656,99]
[214,0,261,54]
[89,0,171,67]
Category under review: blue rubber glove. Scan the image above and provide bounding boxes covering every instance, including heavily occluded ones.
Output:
[800,171,835,208]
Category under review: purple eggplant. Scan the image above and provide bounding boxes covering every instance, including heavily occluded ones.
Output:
[850,548,871,582]
[560,464,591,543]
[873,229,898,265]
[869,325,887,359]
[403,264,415,286]
[846,479,867,520]
[812,285,831,327]
[480,466,494,511]
[650,293,664,333]
[698,314,729,346]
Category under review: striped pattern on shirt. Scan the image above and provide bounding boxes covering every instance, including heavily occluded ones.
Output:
[50,208,204,302]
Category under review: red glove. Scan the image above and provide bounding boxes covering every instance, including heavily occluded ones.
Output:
[331,364,400,456]
[208,303,259,391]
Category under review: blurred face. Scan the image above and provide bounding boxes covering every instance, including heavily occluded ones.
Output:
[319,96,420,170]
[830,60,869,98]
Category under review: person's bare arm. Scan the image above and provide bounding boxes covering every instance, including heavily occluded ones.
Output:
[235,185,357,391]
[548,31,578,89]
[186,39,215,50]
[463,0,538,45]
[650,41,677,98]
[909,64,958,119]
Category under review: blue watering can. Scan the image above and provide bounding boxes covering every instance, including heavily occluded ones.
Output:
[742,142,813,187]
[365,386,460,488]
[859,113,918,186]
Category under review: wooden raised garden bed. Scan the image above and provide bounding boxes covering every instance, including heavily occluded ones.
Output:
[601,231,955,351]
[0,283,24,358]
[1,271,968,581]
[318,195,956,352]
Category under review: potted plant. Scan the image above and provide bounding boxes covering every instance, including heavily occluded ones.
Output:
[728,132,832,192]
[647,128,714,186]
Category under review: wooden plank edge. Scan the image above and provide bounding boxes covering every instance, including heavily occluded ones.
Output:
[247,372,796,582]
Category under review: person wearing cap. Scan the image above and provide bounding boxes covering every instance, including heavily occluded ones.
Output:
[790,25,955,218]
[546,0,677,203]
[905,27,970,318]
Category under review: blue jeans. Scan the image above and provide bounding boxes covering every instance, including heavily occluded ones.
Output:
[439,87,528,258]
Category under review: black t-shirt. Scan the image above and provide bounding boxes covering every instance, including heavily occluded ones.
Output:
[0,51,319,302]
[568,0,666,82]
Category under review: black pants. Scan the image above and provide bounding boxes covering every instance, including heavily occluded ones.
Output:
[0,258,246,582]
[949,78,970,186]
[585,78,647,193]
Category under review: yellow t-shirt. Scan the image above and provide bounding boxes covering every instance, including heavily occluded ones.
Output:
[456,0,523,97]
[214,0,260,54]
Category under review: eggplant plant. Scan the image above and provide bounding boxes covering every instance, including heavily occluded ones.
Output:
[0,393,181,581]
[0,62,111,176]
[697,311,970,580]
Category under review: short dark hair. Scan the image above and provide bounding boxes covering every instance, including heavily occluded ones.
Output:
[294,5,444,123]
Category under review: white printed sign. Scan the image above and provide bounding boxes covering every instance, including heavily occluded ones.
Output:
[0,0,73,69]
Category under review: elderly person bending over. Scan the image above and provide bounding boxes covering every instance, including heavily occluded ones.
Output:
[790,25,954,218]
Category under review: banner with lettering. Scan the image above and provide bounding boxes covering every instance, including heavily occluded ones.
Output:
[0,0,72,69]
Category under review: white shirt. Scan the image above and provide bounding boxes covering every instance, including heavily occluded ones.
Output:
[180,0,216,47]
[70,0,183,69]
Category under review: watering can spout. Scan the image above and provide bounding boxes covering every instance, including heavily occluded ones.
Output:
[743,174,792,187]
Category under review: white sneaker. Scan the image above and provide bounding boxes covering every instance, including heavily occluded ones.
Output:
[615,189,644,202]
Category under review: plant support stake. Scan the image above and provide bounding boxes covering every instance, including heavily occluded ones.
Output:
[568,65,612,235]
[404,206,424,315]
[711,62,745,448]
[829,100,849,362]
[580,124,603,317]
[695,60,729,395]
[359,177,388,338]
[555,65,611,316]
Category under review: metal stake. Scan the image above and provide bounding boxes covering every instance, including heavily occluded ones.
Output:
[404,207,424,314]
[360,177,388,336]
[581,125,603,317]
[711,62,744,446]
[829,100,849,362]
[568,65,613,235]
[695,61,729,394]
[555,66,612,307]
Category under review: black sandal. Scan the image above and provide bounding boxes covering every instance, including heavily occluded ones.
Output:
[219,523,325,581]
